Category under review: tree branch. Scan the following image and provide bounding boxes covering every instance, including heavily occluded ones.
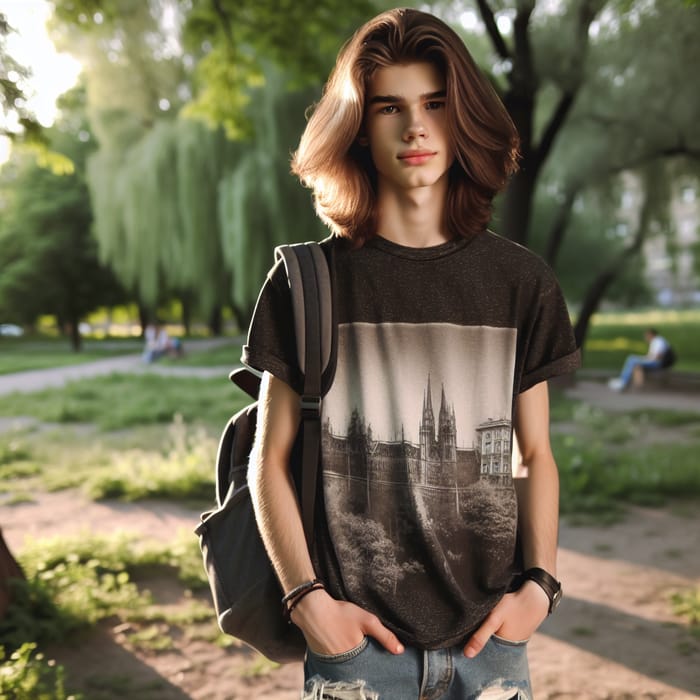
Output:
[211,0,235,50]
[533,92,576,175]
[474,0,511,60]
[605,143,700,176]
[512,0,535,85]
[573,175,652,348]
[544,182,581,266]
[533,0,604,170]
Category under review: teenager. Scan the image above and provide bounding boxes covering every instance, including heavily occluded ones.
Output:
[245,9,580,699]
[608,328,675,391]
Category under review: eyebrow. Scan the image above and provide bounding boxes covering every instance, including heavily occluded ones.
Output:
[368,90,446,105]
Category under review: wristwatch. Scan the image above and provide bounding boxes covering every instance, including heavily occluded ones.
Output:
[522,567,562,614]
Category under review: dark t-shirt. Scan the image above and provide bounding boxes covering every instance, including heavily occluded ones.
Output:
[243,231,580,649]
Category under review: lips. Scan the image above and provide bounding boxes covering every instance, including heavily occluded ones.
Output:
[398,150,436,165]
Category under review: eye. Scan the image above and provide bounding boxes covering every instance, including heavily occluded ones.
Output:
[379,105,399,114]
[425,101,445,111]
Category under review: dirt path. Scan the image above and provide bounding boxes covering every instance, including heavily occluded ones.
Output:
[2,361,699,698]
[2,489,698,699]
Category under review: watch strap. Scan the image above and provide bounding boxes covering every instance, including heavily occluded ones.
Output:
[522,567,562,614]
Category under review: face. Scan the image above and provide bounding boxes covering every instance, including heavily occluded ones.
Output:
[362,61,454,195]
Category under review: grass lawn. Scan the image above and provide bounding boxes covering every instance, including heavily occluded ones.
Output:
[549,389,700,520]
[159,338,242,368]
[0,337,142,375]
[0,372,246,431]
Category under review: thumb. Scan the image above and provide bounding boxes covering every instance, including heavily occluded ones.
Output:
[362,613,404,655]
[464,614,500,658]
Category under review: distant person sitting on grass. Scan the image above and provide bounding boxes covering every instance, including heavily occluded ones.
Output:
[143,322,183,363]
[608,328,676,391]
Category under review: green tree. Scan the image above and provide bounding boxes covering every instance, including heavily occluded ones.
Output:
[0,12,43,145]
[0,86,126,350]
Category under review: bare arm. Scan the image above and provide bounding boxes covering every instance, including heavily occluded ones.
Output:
[248,371,314,590]
[464,380,554,657]
[249,371,404,656]
[513,380,559,575]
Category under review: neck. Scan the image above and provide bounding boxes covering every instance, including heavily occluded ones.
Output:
[375,177,450,248]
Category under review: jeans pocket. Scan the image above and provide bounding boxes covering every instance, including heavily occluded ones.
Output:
[307,636,369,663]
[491,633,530,648]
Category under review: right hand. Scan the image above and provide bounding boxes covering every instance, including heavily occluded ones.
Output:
[290,588,405,656]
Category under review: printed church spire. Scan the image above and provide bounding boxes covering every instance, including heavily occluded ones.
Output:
[438,383,457,462]
[420,374,435,459]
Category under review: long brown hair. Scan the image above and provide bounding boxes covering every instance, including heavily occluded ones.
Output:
[291,8,520,244]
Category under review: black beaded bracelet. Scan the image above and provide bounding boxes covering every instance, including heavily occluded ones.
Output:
[281,578,323,606]
[285,582,326,622]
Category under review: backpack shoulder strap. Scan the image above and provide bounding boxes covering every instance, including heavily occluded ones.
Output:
[274,242,332,383]
[274,241,332,547]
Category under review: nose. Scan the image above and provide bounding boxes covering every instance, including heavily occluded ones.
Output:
[403,110,427,142]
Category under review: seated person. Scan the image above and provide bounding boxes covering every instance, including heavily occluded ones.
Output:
[608,328,676,391]
[143,322,182,362]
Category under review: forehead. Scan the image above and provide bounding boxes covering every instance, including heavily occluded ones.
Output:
[366,62,446,99]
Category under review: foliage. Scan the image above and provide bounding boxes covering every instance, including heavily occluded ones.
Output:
[0,530,208,655]
[83,414,216,502]
[180,0,376,136]
[671,588,700,628]
[0,87,127,350]
[0,643,80,700]
[0,12,45,146]
[550,393,700,518]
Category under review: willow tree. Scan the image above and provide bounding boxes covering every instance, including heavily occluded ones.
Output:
[218,71,324,325]
[49,0,334,325]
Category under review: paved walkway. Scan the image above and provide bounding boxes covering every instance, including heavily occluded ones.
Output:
[0,338,238,396]
[1,344,699,413]
[564,379,700,413]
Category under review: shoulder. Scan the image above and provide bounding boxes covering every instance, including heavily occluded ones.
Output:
[476,230,559,288]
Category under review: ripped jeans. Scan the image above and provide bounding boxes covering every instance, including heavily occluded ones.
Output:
[303,635,531,700]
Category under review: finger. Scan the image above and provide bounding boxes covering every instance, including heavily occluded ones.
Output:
[464,616,500,658]
[362,613,405,655]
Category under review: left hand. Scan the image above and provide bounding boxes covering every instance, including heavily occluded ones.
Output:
[464,580,550,658]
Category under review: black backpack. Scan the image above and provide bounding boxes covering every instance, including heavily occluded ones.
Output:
[195,242,334,663]
[660,345,676,369]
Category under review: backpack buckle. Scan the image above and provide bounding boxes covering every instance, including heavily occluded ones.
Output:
[300,395,321,420]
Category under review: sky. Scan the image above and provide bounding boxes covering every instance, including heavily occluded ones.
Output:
[0,0,82,163]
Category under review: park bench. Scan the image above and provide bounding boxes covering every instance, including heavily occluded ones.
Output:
[631,366,700,393]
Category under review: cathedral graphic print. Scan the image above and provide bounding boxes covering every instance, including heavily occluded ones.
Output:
[321,322,519,603]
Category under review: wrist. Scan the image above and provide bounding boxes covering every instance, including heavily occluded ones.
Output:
[288,586,330,627]
[282,578,326,622]
[521,567,562,614]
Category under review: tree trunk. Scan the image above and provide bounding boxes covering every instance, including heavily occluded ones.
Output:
[0,527,26,620]
[180,294,192,337]
[500,166,537,244]
[69,317,82,352]
[138,302,150,337]
[545,185,580,266]
[208,305,223,336]
[574,261,626,350]
[230,302,253,335]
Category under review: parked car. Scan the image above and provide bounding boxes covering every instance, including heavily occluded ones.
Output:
[0,324,24,337]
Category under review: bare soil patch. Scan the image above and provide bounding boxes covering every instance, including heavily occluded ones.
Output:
[2,489,699,699]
